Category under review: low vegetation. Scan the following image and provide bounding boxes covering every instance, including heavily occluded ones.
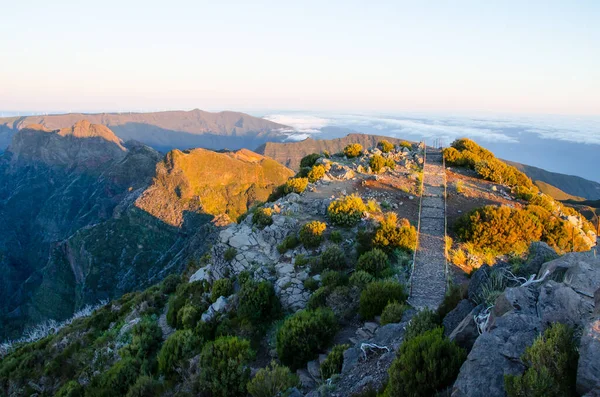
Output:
[456,204,591,256]
[372,212,417,253]
[320,344,350,379]
[299,221,327,248]
[197,336,254,397]
[369,154,395,173]
[380,302,408,325]
[252,207,274,228]
[386,328,466,396]
[377,140,395,153]
[344,143,363,158]
[359,280,408,319]
[328,194,367,226]
[276,308,338,370]
[505,323,578,397]
[247,361,299,397]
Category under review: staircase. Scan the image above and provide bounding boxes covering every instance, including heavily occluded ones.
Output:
[409,147,448,310]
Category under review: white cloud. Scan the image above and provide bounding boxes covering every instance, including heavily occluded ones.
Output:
[263,112,600,146]
[264,114,330,133]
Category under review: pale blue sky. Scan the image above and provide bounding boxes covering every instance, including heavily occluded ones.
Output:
[1,0,598,115]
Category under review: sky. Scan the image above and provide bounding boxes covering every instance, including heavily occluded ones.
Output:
[1,0,599,116]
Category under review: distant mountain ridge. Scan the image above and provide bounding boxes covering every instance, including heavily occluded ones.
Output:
[0,109,290,153]
[507,160,600,200]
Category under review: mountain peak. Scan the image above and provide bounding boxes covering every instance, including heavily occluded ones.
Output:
[8,121,126,169]
[56,120,125,148]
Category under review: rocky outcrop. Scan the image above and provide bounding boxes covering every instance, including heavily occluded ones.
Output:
[452,251,599,397]
[135,147,293,227]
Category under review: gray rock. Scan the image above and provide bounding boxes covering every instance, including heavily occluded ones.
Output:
[307,360,321,379]
[341,346,362,374]
[212,296,229,313]
[449,304,483,352]
[452,312,542,397]
[443,299,476,336]
[297,369,316,389]
[189,266,211,283]
[577,317,600,396]
[522,241,559,276]
[286,388,304,397]
[467,265,492,302]
[537,281,594,328]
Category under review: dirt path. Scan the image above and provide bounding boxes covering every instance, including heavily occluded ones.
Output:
[409,148,447,310]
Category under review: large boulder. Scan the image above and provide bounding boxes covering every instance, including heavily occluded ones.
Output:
[521,241,559,276]
[453,250,600,397]
[449,304,484,352]
[443,299,476,337]
[577,316,600,396]
[452,310,542,397]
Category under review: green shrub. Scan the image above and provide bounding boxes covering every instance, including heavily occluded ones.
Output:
[299,221,327,248]
[505,323,578,397]
[328,194,367,226]
[54,380,84,397]
[126,376,162,397]
[400,140,412,150]
[247,361,299,397]
[253,207,274,228]
[294,254,310,268]
[321,270,348,288]
[224,247,237,262]
[405,308,440,340]
[179,305,201,331]
[369,154,395,173]
[307,287,331,310]
[378,140,395,153]
[359,280,407,320]
[437,283,467,320]
[161,274,181,294]
[300,153,322,168]
[87,357,140,397]
[198,336,254,397]
[380,302,408,325]
[315,245,347,272]
[284,177,309,194]
[344,143,363,158]
[303,277,319,291]
[320,344,350,379]
[356,248,390,277]
[238,280,281,326]
[349,270,375,290]
[329,230,343,243]
[166,280,208,328]
[455,204,589,255]
[211,278,234,302]
[386,328,466,396]
[277,234,299,254]
[372,212,417,253]
[276,308,338,370]
[157,330,200,376]
[120,317,163,363]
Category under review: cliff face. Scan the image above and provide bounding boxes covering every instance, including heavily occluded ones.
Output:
[0,121,292,339]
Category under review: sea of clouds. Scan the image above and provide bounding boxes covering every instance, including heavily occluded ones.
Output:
[265,112,600,146]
